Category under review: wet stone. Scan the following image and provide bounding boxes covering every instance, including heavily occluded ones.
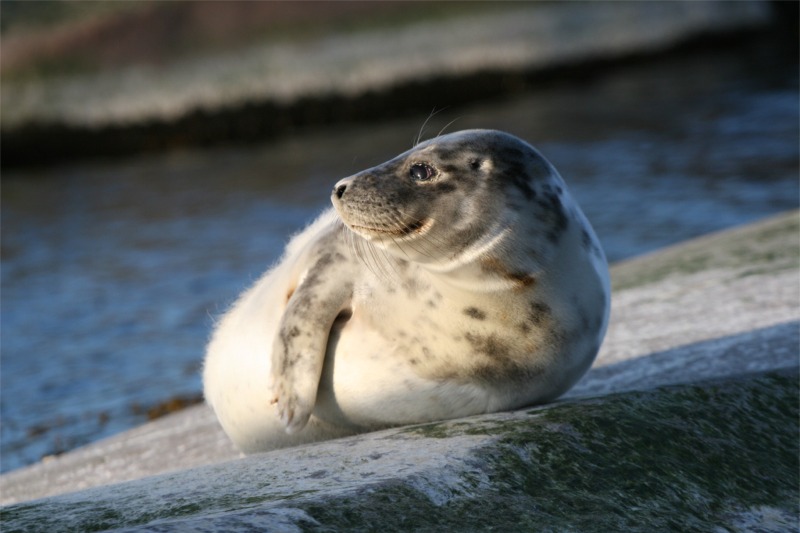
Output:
[0,370,796,532]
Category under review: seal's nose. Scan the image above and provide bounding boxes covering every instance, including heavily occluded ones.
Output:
[333,177,352,199]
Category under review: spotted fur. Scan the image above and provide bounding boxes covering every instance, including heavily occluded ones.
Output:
[203,129,610,453]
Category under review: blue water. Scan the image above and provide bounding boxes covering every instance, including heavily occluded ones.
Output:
[2,42,798,472]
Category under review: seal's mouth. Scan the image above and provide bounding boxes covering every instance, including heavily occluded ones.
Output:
[349,217,433,239]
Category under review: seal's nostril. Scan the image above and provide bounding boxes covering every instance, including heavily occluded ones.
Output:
[335,184,347,199]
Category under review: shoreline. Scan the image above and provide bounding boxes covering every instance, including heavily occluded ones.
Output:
[2,2,788,169]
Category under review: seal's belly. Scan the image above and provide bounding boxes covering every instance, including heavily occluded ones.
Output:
[313,308,494,428]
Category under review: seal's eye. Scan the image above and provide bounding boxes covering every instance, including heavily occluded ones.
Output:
[409,163,436,182]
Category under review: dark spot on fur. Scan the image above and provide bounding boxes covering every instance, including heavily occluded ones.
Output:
[278,325,303,369]
[536,190,569,243]
[469,158,482,170]
[302,272,320,290]
[513,178,536,201]
[471,360,544,384]
[582,226,605,258]
[285,287,295,303]
[409,358,419,366]
[405,276,435,299]
[464,332,510,359]
[528,302,551,327]
[479,256,536,290]
[463,307,486,320]
[427,299,438,309]
[431,147,462,162]
[438,164,461,175]
[432,181,458,193]
[301,253,334,290]
[292,293,313,317]
[490,144,555,201]
[496,160,536,201]
[480,256,502,275]
[507,272,537,289]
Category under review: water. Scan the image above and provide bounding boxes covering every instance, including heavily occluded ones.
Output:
[1,41,797,473]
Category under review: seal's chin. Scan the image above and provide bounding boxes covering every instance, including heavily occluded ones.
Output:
[348,217,433,241]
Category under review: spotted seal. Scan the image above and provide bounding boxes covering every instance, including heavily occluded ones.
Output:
[203,129,610,452]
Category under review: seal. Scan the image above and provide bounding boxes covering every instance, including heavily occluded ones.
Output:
[203,129,610,453]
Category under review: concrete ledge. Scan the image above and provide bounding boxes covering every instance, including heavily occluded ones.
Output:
[610,208,799,291]
[1,369,797,532]
[1,211,797,530]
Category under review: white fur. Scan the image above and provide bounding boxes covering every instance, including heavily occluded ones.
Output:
[203,130,610,453]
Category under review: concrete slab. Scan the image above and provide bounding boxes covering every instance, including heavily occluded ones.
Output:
[1,210,796,516]
[1,368,796,532]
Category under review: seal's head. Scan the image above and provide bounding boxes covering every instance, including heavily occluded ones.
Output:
[332,129,564,267]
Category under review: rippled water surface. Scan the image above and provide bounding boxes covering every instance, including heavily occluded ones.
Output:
[2,42,798,472]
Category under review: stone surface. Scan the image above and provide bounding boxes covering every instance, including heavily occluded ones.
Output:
[3,211,796,507]
[1,369,797,532]
[571,211,800,397]
[0,400,241,505]
[1,210,797,528]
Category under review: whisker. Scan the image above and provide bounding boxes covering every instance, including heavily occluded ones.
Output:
[414,107,449,147]
[383,210,444,262]
[342,211,400,285]
[338,201,464,283]
[392,206,449,246]
[436,116,462,139]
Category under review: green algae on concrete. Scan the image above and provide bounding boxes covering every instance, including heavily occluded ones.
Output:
[611,210,799,291]
[298,369,799,532]
[6,369,791,532]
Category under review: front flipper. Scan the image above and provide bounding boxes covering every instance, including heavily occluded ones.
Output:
[269,251,353,434]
